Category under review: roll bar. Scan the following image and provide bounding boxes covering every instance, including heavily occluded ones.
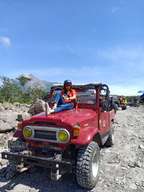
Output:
[51,83,110,97]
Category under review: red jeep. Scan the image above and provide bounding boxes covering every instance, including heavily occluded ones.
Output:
[2,83,116,189]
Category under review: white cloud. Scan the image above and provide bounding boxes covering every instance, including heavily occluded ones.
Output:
[3,45,144,95]
[0,36,11,47]
[5,66,143,96]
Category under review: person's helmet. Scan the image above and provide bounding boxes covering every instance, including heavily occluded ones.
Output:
[64,80,72,86]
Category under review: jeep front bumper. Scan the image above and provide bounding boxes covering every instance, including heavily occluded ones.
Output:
[2,151,72,172]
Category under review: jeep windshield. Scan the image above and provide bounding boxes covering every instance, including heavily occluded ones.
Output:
[51,88,96,105]
[77,89,96,104]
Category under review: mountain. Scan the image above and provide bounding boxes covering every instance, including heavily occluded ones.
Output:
[16,74,59,91]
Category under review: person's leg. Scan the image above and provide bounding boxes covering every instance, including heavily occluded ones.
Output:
[54,103,74,113]
[45,91,64,115]
[52,91,65,105]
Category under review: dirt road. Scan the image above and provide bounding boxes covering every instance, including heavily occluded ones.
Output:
[0,107,144,192]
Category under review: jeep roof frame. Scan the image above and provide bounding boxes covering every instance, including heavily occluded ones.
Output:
[51,83,110,94]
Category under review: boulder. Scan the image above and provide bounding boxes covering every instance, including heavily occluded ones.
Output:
[28,99,46,115]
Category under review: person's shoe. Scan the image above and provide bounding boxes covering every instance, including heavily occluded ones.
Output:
[45,102,51,115]
[52,103,57,110]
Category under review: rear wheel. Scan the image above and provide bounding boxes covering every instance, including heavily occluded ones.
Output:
[76,141,100,189]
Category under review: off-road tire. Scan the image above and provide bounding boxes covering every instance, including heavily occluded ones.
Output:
[76,141,100,189]
[0,164,18,180]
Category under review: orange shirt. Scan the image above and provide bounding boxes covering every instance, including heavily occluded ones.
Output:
[62,89,76,103]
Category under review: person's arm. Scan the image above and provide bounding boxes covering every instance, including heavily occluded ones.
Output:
[69,89,76,100]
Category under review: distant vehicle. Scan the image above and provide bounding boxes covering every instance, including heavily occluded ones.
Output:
[111,95,120,108]
[119,96,127,110]
[127,96,140,107]
[2,83,116,190]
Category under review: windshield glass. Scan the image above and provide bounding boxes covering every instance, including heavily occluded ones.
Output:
[77,89,96,104]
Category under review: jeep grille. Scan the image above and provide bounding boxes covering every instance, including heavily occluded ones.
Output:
[23,126,70,143]
[34,130,56,140]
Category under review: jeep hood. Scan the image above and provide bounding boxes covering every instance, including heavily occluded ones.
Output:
[23,108,96,127]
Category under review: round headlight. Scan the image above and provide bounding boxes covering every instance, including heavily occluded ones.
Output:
[23,127,33,138]
[57,130,70,142]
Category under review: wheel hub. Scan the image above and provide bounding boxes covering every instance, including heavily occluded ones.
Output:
[92,152,99,178]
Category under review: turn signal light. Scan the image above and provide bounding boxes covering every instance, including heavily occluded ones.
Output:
[17,122,23,129]
[73,124,80,137]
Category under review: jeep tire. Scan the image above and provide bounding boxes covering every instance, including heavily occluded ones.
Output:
[76,141,100,189]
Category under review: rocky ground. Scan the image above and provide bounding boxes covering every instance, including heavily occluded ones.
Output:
[0,105,144,192]
[0,103,30,148]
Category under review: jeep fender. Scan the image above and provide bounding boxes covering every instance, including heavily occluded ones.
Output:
[71,128,99,145]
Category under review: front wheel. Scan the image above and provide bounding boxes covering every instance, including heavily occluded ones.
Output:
[76,141,100,189]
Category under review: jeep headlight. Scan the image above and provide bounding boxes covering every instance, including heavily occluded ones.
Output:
[57,130,70,143]
[23,127,33,138]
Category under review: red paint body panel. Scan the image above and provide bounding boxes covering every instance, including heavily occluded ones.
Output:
[14,108,99,145]
[24,108,96,127]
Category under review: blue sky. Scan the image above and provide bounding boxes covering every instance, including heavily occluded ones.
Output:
[0,0,144,95]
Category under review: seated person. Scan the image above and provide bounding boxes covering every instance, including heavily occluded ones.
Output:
[46,80,76,114]
[99,95,110,112]
[109,97,118,112]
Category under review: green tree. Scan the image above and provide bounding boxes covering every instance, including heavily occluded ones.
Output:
[0,76,22,103]
[28,87,47,102]
[0,76,47,104]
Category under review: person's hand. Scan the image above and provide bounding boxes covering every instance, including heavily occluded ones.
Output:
[63,95,69,100]
[65,97,70,100]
